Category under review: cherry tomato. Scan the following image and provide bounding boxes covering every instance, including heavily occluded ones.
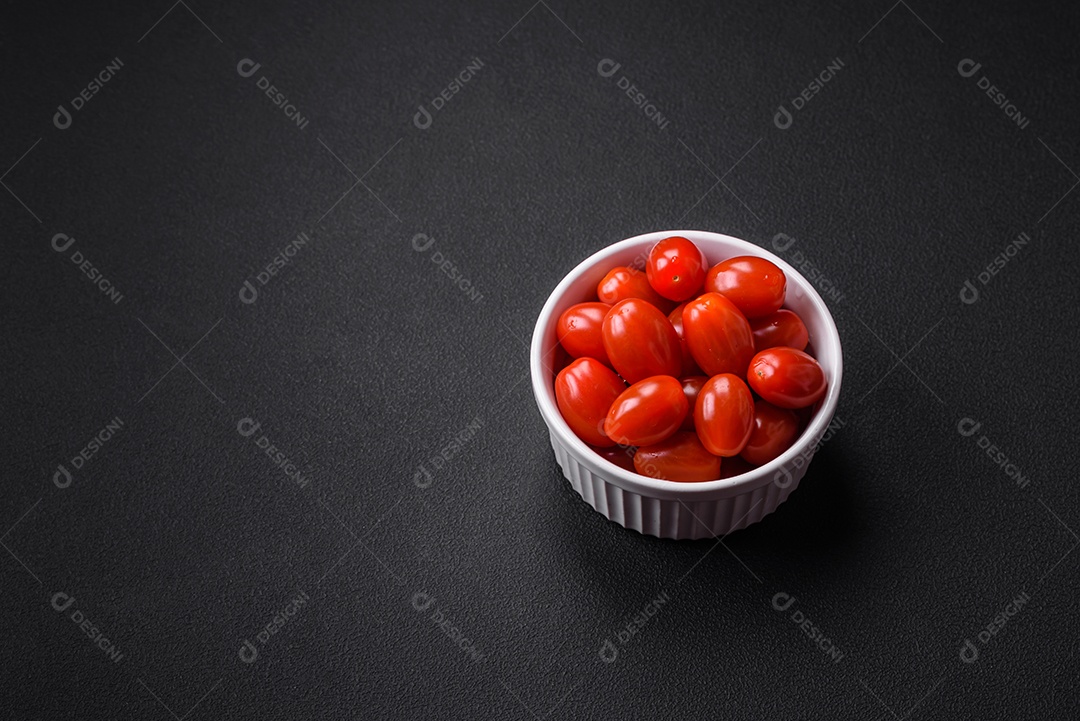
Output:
[634,431,721,482]
[705,256,786,318]
[682,292,755,377]
[597,266,675,313]
[557,302,612,365]
[750,309,808,352]
[668,303,704,376]
[602,299,682,384]
[555,358,625,447]
[747,348,827,409]
[646,236,707,302]
[591,444,636,472]
[694,373,754,457]
[679,376,708,431]
[604,376,688,447]
[740,400,800,466]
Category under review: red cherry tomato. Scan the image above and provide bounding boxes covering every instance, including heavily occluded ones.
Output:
[694,373,754,457]
[750,309,808,352]
[604,376,688,447]
[740,400,800,466]
[646,236,707,302]
[602,299,682,384]
[597,266,675,313]
[705,256,786,318]
[747,348,827,409]
[591,444,636,472]
[668,303,704,376]
[634,431,721,482]
[555,358,626,447]
[557,302,612,365]
[679,376,708,431]
[681,293,755,377]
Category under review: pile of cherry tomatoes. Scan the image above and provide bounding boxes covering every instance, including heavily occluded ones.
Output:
[554,236,827,482]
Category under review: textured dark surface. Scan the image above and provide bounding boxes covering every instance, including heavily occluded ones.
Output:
[3,1,1079,718]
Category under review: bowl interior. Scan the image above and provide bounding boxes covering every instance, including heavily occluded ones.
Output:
[531,230,843,495]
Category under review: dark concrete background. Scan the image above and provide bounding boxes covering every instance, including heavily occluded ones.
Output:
[3,0,1078,718]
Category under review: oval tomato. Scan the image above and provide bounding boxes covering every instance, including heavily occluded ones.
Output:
[740,400,800,466]
[602,299,682,384]
[679,376,708,431]
[555,358,625,447]
[747,348,827,409]
[591,444,636,472]
[646,236,707,301]
[694,373,754,457]
[634,431,721,482]
[597,266,675,313]
[668,303,704,376]
[705,256,786,318]
[557,302,612,365]
[604,376,688,447]
[682,292,754,376]
[750,309,808,352]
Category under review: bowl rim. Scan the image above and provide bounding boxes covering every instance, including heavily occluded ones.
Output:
[530,229,844,498]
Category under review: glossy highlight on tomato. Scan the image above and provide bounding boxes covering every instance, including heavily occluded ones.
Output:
[646,236,707,302]
[740,400,800,466]
[604,376,688,447]
[602,299,682,384]
[705,255,786,318]
[555,358,626,447]
[557,302,612,365]
[694,373,754,457]
[750,309,808,352]
[634,431,721,482]
[748,348,827,409]
[597,266,674,312]
[681,292,754,377]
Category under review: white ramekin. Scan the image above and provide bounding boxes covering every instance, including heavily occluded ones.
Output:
[530,230,843,540]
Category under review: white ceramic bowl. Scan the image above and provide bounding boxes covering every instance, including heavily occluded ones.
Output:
[530,230,843,540]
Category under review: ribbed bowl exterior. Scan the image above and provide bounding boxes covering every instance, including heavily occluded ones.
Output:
[548,429,808,540]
